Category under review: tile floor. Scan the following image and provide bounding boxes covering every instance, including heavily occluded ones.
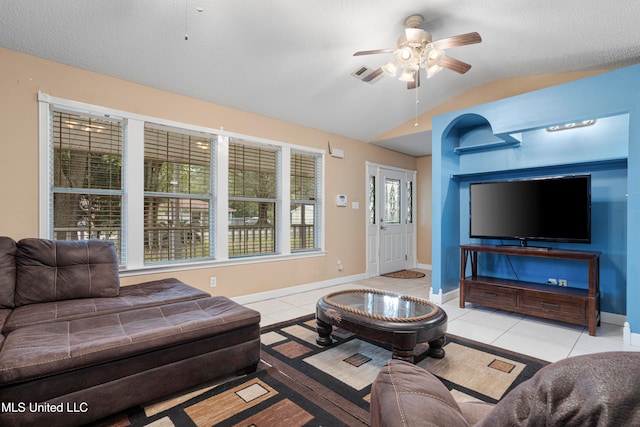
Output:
[240,269,639,363]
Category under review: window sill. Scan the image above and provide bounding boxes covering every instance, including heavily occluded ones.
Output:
[119,250,326,278]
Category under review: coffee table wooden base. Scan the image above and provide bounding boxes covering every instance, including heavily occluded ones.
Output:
[315,318,446,363]
[315,318,333,346]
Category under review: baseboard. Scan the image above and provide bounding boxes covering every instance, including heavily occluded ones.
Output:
[624,323,640,347]
[417,263,432,270]
[624,323,640,348]
[601,311,626,327]
[232,273,368,305]
[429,286,459,305]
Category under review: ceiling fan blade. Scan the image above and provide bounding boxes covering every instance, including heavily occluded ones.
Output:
[407,69,420,89]
[440,56,472,74]
[362,67,384,83]
[431,32,481,50]
[353,48,396,56]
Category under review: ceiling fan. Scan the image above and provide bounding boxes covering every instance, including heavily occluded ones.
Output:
[354,15,481,89]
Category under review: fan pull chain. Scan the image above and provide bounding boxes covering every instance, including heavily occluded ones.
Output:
[414,87,419,127]
[184,2,204,40]
[184,0,189,40]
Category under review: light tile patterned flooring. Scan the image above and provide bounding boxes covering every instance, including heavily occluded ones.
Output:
[239,269,639,363]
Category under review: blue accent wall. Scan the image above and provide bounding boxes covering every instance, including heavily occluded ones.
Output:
[432,65,640,329]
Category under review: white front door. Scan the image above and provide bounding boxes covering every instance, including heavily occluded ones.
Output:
[365,163,416,277]
[379,169,407,274]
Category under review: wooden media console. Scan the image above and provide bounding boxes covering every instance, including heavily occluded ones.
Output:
[460,244,600,336]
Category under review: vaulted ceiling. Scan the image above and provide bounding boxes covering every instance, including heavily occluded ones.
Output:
[2,1,639,156]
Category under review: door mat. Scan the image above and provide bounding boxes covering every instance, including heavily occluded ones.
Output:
[381,269,425,279]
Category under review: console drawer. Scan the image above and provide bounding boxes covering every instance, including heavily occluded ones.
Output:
[520,291,587,321]
[466,282,517,308]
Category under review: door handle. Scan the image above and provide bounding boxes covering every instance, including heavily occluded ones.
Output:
[380,225,387,230]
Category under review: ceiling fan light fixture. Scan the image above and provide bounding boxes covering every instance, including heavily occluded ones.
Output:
[381,61,398,77]
[399,67,416,82]
[396,46,415,64]
[427,48,444,64]
[426,64,443,78]
[424,47,445,78]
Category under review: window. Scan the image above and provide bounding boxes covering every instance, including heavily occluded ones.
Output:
[143,126,213,263]
[41,95,324,271]
[291,152,320,251]
[51,111,123,260]
[228,140,278,257]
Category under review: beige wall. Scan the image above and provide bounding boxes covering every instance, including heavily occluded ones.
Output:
[0,47,416,297]
[416,155,432,266]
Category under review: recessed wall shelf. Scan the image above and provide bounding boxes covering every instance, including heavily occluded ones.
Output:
[450,157,627,181]
[453,140,521,154]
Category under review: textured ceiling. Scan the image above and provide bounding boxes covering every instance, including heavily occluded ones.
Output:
[2,1,640,156]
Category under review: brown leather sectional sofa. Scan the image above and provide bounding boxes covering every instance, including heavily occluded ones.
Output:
[0,237,261,426]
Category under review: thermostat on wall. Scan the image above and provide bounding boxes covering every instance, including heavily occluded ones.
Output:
[336,194,347,207]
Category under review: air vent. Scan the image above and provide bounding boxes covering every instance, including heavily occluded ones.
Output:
[351,65,383,84]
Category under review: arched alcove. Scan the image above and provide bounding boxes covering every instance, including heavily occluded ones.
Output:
[431,64,640,344]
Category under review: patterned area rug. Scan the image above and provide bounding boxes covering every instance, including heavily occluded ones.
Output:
[96,315,547,426]
[381,269,426,279]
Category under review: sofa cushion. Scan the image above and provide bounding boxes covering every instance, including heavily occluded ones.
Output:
[0,236,17,309]
[0,296,260,385]
[14,238,119,306]
[4,278,210,333]
[476,351,640,427]
[370,359,476,427]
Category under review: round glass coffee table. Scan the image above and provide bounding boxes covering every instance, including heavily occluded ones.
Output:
[316,289,447,363]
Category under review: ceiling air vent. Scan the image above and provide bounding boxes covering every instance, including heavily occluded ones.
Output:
[351,65,383,84]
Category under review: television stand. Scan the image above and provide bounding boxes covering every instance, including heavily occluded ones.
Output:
[460,245,600,336]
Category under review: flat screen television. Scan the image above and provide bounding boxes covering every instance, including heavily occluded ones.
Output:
[469,175,591,246]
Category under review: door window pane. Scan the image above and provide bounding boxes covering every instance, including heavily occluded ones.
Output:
[369,175,376,224]
[385,178,400,224]
[407,181,413,224]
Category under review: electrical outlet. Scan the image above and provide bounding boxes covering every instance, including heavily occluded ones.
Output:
[336,260,343,271]
[547,278,558,285]
[559,279,568,287]
[210,277,217,288]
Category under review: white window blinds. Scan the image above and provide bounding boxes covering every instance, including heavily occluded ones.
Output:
[51,110,124,262]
